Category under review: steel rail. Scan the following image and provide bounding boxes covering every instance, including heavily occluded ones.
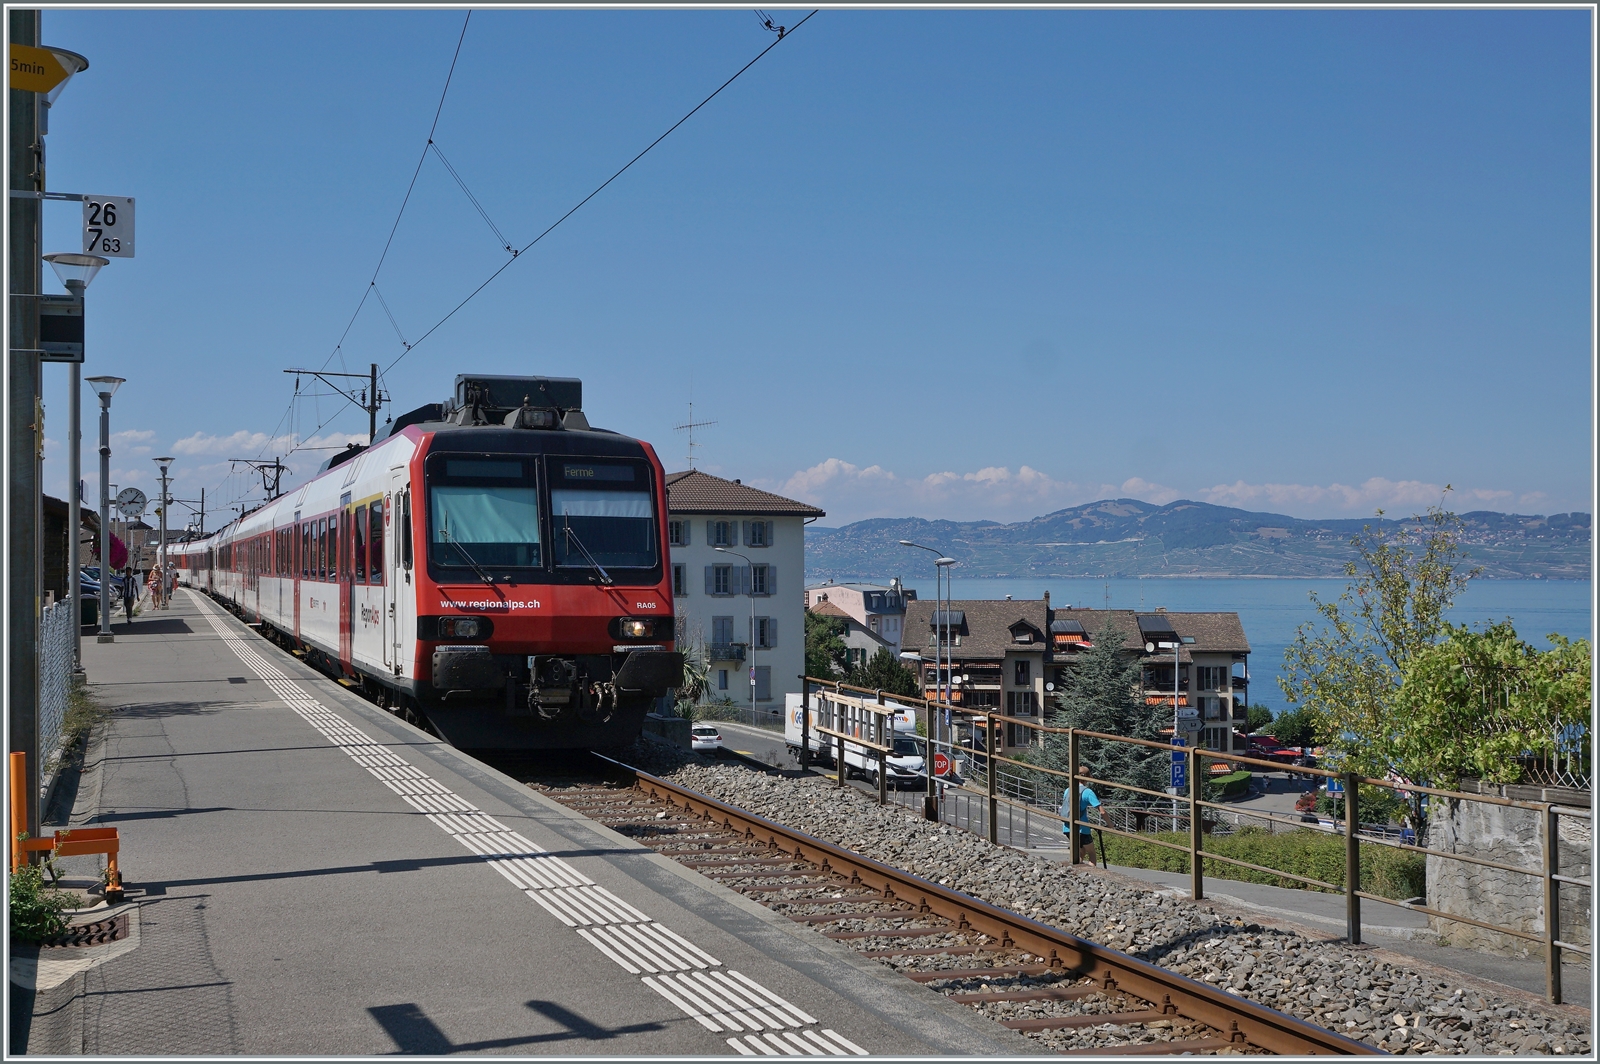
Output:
[595,755,1383,1056]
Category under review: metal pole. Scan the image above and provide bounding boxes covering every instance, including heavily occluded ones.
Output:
[369,362,378,443]
[834,683,845,789]
[1543,804,1561,1004]
[67,358,81,674]
[157,461,170,608]
[986,716,998,845]
[876,688,887,806]
[9,5,44,846]
[1189,746,1203,900]
[1069,728,1081,864]
[798,674,809,771]
[1344,770,1360,944]
[96,392,113,642]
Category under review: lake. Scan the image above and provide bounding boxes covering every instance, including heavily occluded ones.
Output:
[852,575,1592,715]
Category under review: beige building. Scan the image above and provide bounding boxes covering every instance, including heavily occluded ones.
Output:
[803,579,912,655]
[664,471,824,713]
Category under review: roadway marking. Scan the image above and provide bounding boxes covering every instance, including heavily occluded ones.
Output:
[185,591,865,1055]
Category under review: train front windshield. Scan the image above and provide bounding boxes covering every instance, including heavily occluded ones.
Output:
[550,459,657,570]
[427,456,542,569]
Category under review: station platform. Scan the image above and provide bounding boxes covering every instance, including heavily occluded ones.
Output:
[11,589,1037,1056]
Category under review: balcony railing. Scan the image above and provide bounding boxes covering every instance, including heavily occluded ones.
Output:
[707,643,746,662]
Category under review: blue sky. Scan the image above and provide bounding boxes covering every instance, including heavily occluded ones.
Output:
[36,7,1593,528]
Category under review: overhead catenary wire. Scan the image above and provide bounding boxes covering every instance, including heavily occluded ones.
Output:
[383,9,818,375]
[430,140,517,254]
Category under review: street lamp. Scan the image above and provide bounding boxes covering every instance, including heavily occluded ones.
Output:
[1152,634,1197,818]
[45,253,109,671]
[84,375,124,643]
[901,540,957,768]
[153,457,175,608]
[714,547,757,725]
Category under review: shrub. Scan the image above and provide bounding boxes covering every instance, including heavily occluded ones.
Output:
[1101,825,1425,900]
[8,864,78,943]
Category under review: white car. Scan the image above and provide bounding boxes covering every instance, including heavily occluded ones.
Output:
[690,725,723,753]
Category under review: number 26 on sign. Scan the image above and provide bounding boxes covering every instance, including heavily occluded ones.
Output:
[82,195,134,258]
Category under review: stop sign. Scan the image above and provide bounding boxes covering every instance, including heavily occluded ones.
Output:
[933,752,952,777]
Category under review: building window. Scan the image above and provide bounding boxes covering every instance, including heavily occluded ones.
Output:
[710,520,733,547]
[1014,659,1030,685]
[750,564,770,596]
[712,564,732,595]
[1006,691,1038,716]
[1196,666,1228,691]
[745,521,770,547]
[1204,727,1225,751]
[712,616,734,646]
[672,563,687,597]
[754,666,771,701]
[754,617,776,648]
[868,615,879,633]
[668,520,688,547]
[717,669,728,691]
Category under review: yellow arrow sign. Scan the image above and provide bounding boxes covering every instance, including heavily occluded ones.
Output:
[10,44,70,94]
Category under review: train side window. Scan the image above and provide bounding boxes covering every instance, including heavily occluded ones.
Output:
[329,514,339,578]
[300,524,308,577]
[353,508,367,585]
[400,491,413,571]
[315,518,325,579]
[369,501,385,585]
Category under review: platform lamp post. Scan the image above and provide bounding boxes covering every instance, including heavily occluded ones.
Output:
[85,375,124,643]
[901,541,956,772]
[44,253,109,671]
[1153,635,1197,824]
[714,546,758,726]
[153,457,174,607]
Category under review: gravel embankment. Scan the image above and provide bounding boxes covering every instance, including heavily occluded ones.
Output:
[620,742,1591,1056]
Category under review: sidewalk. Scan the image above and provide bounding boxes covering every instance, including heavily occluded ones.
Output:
[11,590,1036,1057]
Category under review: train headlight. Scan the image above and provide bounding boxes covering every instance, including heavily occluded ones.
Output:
[610,617,667,640]
[438,616,492,639]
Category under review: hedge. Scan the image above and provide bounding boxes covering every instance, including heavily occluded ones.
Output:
[1100,825,1425,901]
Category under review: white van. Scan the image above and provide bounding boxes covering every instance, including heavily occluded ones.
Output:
[785,692,927,788]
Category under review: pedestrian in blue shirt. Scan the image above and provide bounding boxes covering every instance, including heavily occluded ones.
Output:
[1061,765,1102,865]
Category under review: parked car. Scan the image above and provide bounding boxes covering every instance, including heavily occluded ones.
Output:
[82,566,126,596]
[690,724,723,753]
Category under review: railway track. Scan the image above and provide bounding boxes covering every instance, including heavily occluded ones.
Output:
[518,753,1381,1056]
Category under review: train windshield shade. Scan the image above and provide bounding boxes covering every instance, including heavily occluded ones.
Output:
[551,488,655,569]
[426,452,543,571]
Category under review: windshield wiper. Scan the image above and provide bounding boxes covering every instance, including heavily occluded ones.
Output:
[562,520,613,585]
[438,529,495,586]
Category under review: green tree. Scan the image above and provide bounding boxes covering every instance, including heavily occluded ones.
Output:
[1266,706,1318,747]
[1396,623,1591,786]
[845,647,921,698]
[1033,624,1170,798]
[1279,500,1481,782]
[1243,705,1275,735]
[804,610,850,681]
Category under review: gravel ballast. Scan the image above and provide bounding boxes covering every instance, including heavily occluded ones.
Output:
[618,743,1591,1056]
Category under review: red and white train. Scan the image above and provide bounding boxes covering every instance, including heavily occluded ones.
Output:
[172,374,682,751]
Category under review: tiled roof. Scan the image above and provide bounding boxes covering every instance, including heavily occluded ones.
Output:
[902,601,1250,662]
[808,600,853,620]
[664,470,826,517]
[904,598,1051,661]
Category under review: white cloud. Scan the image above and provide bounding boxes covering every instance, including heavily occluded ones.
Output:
[1196,477,1498,515]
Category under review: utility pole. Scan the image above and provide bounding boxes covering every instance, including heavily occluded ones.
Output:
[9,7,44,841]
[283,364,386,444]
[154,458,173,608]
[226,457,287,500]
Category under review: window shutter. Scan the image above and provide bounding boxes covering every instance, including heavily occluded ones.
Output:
[766,565,776,597]
[681,520,689,546]
[768,618,777,647]
[704,566,714,595]
[739,566,751,596]
[741,521,750,546]
[706,520,715,545]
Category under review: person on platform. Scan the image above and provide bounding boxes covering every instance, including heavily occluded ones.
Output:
[121,565,137,622]
[1061,765,1102,865]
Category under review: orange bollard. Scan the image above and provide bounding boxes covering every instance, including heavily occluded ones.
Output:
[10,750,27,873]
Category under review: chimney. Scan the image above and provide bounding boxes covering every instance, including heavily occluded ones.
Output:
[1043,590,1050,609]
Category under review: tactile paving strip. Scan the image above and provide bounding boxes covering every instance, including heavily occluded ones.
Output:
[186,591,866,1056]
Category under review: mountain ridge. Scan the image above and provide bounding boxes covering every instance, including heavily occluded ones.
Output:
[804,498,1591,581]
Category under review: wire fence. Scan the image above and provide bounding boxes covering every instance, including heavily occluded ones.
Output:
[38,599,74,773]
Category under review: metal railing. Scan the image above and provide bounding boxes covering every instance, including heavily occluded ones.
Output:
[800,676,1592,1005]
[38,599,74,774]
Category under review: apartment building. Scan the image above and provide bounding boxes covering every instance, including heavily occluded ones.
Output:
[803,579,913,655]
[664,470,824,711]
[902,597,1250,755]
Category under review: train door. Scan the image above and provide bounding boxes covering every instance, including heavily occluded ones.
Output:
[339,495,354,674]
[383,468,405,673]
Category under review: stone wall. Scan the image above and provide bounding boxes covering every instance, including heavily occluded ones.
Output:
[1426,784,1591,964]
